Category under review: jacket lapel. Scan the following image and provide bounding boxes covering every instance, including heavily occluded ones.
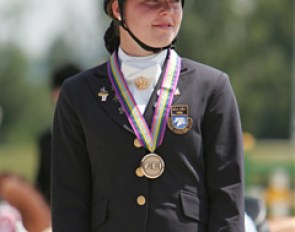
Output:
[143,58,190,127]
[86,59,190,134]
[86,63,134,135]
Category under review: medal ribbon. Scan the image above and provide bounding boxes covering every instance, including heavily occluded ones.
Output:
[107,49,181,152]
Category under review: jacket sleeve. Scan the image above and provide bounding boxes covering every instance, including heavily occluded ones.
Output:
[35,131,51,204]
[51,81,92,232]
[202,73,245,231]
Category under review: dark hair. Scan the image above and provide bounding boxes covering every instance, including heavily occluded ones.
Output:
[51,64,81,89]
[104,20,120,54]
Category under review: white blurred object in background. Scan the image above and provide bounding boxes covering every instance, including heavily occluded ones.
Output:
[0,201,27,232]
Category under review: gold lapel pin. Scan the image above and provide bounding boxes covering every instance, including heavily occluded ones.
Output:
[135,76,151,90]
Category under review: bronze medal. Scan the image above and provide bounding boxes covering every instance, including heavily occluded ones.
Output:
[140,153,165,179]
[108,50,181,179]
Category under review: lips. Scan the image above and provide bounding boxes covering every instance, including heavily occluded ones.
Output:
[153,22,173,29]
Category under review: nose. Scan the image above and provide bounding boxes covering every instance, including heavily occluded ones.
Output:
[159,1,174,15]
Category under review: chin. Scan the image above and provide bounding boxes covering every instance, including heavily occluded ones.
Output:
[146,39,174,48]
[156,40,174,48]
[156,36,176,47]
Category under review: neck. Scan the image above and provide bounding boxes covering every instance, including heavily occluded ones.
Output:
[118,47,167,69]
[120,41,154,57]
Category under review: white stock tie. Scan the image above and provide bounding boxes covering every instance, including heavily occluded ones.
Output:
[121,62,162,114]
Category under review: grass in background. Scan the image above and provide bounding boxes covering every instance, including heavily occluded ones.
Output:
[246,140,295,185]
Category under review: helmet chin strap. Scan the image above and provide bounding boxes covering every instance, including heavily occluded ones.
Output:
[117,19,176,53]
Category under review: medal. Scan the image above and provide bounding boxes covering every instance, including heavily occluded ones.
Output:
[108,49,181,179]
[140,153,165,179]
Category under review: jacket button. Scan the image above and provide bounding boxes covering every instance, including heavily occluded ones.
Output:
[135,167,144,177]
[136,195,146,206]
[134,138,142,148]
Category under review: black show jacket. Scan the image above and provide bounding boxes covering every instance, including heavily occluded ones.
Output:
[52,57,245,232]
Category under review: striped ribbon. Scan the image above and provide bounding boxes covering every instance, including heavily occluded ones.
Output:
[107,49,181,152]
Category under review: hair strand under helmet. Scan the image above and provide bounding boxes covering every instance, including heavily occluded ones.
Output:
[103,0,184,53]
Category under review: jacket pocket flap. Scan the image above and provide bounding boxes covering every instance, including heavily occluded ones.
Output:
[92,198,108,229]
[180,191,208,224]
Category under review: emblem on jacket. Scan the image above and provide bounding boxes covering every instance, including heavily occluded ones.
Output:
[167,105,193,134]
[134,76,151,90]
[97,87,109,101]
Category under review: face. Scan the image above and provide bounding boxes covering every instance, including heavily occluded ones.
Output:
[112,0,183,56]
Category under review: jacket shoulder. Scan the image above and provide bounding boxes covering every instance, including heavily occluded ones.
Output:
[61,62,108,92]
[180,58,230,91]
[181,58,226,78]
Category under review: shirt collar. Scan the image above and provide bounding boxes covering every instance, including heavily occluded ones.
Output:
[118,47,167,69]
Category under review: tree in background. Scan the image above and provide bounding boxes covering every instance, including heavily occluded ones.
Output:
[178,0,292,138]
[0,0,103,144]
[0,44,52,143]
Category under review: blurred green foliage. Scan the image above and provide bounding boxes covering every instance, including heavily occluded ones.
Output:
[178,0,293,138]
[0,143,36,181]
[0,44,52,144]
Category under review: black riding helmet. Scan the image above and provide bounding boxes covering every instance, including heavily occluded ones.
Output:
[104,0,184,18]
[103,0,184,53]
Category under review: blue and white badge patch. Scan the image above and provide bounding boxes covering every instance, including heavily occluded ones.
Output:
[172,116,188,129]
[168,105,193,134]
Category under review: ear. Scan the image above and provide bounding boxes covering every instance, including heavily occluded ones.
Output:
[112,0,121,20]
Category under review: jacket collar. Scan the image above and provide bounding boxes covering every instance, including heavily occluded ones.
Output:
[86,58,190,135]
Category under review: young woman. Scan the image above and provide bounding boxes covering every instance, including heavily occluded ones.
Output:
[52,0,245,231]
